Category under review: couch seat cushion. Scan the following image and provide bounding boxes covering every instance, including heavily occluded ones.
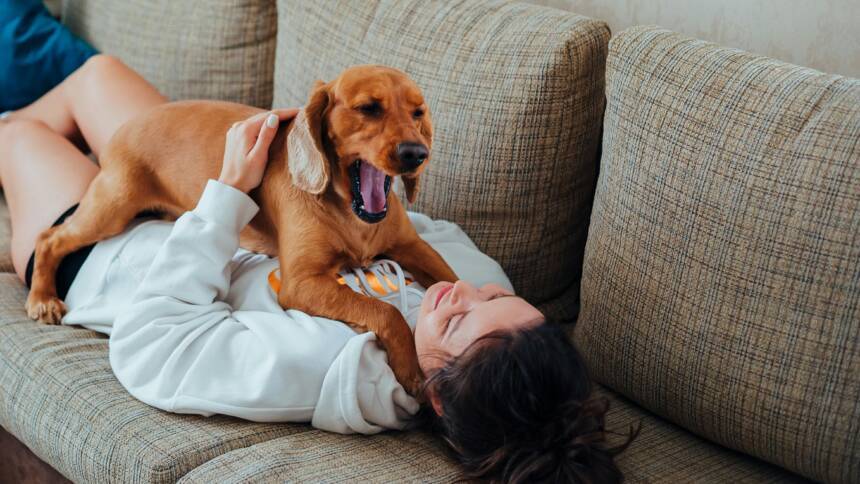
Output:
[576,26,860,483]
[61,0,277,107]
[274,0,610,319]
[598,386,808,483]
[0,274,309,483]
[177,429,460,483]
[176,381,808,483]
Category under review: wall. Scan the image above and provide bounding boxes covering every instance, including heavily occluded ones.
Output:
[44,0,61,17]
[529,0,859,78]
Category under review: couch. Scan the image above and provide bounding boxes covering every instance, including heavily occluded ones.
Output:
[1,0,857,482]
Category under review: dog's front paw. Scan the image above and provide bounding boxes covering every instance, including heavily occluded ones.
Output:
[26,292,66,324]
[391,353,423,397]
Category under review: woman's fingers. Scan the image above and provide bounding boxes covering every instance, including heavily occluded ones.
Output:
[217,108,299,193]
[272,108,300,121]
[235,111,270,141]
[232,108,298,142]
[248,113,280,162]
[230,106,301,162]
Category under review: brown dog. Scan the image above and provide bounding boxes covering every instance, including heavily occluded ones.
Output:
[26,65,459,394]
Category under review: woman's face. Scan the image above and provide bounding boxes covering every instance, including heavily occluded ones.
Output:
[415,280,544,374]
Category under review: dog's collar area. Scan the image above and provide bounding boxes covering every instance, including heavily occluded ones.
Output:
[349,160,391,224]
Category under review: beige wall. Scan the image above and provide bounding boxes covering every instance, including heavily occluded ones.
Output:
[44,0,61,17]
[529,0,860,78]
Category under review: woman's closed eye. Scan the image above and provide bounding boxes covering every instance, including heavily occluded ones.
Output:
[443,313,461,334]
[443,292,509,334]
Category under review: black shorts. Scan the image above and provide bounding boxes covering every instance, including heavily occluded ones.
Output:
[24,204,96,301]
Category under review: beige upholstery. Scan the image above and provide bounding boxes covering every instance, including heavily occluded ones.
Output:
[62,0,277,108]
[576,26,860,484]
[175,383,806,483]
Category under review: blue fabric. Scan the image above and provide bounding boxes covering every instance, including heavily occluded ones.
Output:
[1,0,97,111]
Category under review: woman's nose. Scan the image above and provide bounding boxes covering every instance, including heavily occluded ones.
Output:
[449,280,477,304]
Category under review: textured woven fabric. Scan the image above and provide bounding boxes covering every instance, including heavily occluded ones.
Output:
[61,0,276,108]
[576,26,860,484]
[177,382,807,484]
[177,429,461,483]
[596,386,809,483]
[0,197,11,273]
[274,0,610,319]
[0,274,311,483]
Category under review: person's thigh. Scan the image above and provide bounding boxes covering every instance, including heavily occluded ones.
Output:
[0,120,99,282]
[12,54,167,158]
[68,55,167,157]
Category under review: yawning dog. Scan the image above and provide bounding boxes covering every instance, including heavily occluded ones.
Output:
[26,65,459,394]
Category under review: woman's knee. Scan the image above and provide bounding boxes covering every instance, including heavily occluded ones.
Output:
[0,119,52,157]
[78,54,132,84]
[80,54,130,76]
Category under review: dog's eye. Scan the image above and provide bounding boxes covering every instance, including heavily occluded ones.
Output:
[413,108,424,119]
[357,102,382,117]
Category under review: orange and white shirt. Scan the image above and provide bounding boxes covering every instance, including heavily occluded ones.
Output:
[60,180,513,434]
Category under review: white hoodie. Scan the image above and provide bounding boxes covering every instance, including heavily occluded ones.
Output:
[60,180,513,434]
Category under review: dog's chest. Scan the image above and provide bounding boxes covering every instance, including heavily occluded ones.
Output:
[339,227,392,268]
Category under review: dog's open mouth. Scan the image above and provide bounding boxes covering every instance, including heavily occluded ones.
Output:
[349,160,392,223]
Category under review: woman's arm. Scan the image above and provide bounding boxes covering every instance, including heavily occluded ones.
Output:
[108,110,418,430]
[108,178,344,421]
[108,110,338,420]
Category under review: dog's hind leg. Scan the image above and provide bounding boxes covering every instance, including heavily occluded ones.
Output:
[26,169,155,323]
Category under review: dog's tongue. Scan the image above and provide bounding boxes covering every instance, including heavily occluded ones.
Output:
[359,162,387,213]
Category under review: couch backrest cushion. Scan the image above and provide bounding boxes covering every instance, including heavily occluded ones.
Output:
[576,26,860,484]
[274,0,609,318]
[61,0,276,108]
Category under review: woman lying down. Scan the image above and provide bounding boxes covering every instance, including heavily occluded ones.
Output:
[0,55,632,483]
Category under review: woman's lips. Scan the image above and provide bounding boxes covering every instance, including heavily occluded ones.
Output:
[434,284,453,310]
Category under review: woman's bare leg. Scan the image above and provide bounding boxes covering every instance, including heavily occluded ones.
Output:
[0,121,98,282]
[5,54,167,157]
[0,54,167,282]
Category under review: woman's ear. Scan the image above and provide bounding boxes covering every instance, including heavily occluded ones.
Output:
[287,81,331,194]
[427,384,444,416]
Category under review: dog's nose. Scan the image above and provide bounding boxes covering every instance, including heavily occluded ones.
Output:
[396,142,428,171]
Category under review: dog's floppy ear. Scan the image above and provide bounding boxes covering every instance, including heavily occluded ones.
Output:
[404,109,433,203]
[287,81,331,194]
[403,176,420,204]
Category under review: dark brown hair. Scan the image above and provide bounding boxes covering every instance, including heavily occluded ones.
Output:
[417,322,638,483]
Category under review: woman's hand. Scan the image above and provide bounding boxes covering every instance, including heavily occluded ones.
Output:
[218,108,300,193]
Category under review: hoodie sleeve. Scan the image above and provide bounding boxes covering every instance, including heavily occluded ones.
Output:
[107,180,357,424]
[108,180,419,429]
[312,332,420,434]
